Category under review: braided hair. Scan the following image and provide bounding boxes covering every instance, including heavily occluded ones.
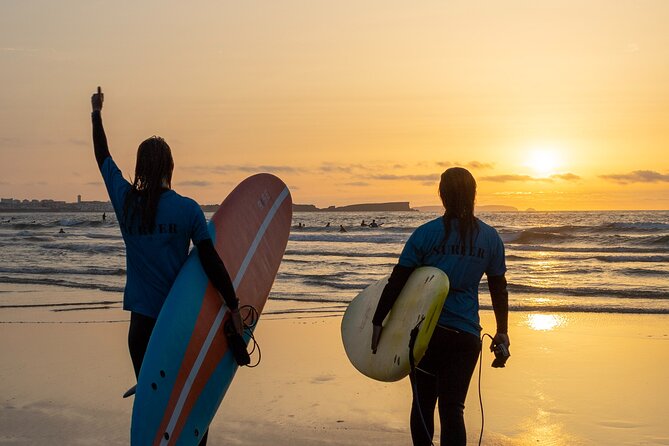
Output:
[439,167,479,250]
[123,136,174,231]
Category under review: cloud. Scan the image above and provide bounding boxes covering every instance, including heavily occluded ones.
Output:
[599,170,669,184]
[185,164,304,175]
[0,47,39,53]
[624,43,640,53]
[465,161,495,170]
[177,180,212,187]
[480,173,580,183]
[480,174,549,183]
[341,181,371,187]
[319,162,367,173]
[371,173,440,182]
[550,173,581,181]
[435,161,494,170]
[68,138,88,147]
[0,137,22,147]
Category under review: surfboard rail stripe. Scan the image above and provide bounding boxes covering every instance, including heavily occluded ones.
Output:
[233,186,290,290]
[156,186,290,445]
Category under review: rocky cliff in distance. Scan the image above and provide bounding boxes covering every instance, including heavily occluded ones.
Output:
[414,204,519,212]
[293,202,412,212]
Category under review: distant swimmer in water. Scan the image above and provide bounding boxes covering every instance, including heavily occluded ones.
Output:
[293,222,304,229]
[58,228,65,234]
[361,220,368,227]
[339,224,347,233]
[325,222,331,227]
[369,219,379,228]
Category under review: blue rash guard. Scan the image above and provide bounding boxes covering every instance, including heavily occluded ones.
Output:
[101,157,210,318]
[395,217,506,337]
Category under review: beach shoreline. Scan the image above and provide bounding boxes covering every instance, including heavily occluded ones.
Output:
[1,284,668,445]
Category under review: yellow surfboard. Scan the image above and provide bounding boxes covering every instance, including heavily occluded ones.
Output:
[341,267,449,382]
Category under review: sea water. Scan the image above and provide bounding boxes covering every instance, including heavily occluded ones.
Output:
[0,210,667,320]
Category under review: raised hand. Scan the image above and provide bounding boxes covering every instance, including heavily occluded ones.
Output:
[91,86,104,112]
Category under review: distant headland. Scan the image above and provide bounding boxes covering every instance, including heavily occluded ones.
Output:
[413,205,520,213]
[1,197,520,213]
[292,202,412,212]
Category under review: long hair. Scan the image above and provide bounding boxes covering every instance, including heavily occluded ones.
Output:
[122,136,174,230]
[439,167,479,249]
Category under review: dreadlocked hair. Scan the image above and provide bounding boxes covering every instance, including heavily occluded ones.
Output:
[439,167,479,251]
[122,136,174,231]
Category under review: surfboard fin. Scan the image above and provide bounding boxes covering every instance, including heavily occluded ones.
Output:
[123,384,137,398]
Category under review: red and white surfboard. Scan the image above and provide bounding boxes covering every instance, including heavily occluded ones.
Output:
[132,174,292,445]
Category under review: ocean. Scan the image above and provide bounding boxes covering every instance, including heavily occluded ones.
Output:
[1,210,668,320]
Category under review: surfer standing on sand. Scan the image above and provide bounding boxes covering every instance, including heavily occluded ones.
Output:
[91,87,243,446]
[371,167,510,446]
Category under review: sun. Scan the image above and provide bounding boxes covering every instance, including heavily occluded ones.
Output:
[526,147,562,177]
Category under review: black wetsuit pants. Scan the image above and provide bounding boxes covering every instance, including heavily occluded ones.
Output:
[410,325,481,446]
[128,312,209,446]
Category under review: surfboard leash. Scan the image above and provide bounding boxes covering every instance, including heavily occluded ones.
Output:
[240,304,262,368]
[408,316,436,446]
[224,304,262,367]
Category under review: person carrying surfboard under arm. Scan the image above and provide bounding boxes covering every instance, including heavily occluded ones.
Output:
[370,167,510,446]
[90,87,245,446]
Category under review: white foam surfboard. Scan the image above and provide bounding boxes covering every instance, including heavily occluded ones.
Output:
[341,267,449,382]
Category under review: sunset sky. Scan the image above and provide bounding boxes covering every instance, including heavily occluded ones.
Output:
[1,1,668,210]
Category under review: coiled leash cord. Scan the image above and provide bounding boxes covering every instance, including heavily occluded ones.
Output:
[225,304,262,367]
[240,304,262,367]
[477,333,495,446]
[408,316,435,446]
[409,328,497,446]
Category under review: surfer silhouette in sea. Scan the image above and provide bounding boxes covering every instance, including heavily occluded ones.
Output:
[371,167,510,446]
[91,86,244,446]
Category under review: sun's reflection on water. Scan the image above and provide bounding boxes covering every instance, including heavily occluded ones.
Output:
[526,314,566,331]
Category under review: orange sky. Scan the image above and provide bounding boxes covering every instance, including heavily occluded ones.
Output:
[1,1,668,210]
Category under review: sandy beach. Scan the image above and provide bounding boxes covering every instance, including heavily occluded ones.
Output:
[1,284,668,445]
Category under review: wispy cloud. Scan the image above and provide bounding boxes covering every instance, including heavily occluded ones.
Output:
[0,137,22,147]
[185,164,304,175]
[177,180,212,187]
[435,161,494,170]
[319,162,367,173]
[481,173,580,183]
[599,170,669,184]
[480,174,547,183]
[371,173,440,182]
[0,47,39,53]
[68,138,88,147]
[341,181,371,187]
[465,161,495,170]
[550,173,581,181]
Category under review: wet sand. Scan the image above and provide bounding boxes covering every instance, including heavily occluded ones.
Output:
[1,284,668,445]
